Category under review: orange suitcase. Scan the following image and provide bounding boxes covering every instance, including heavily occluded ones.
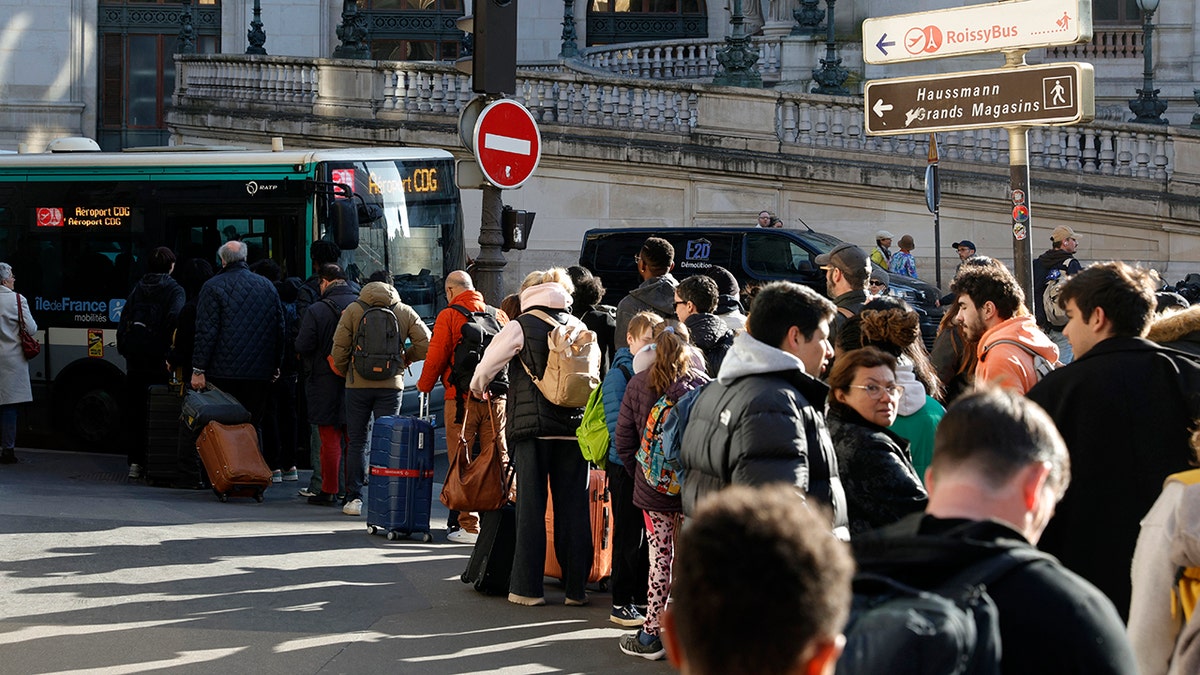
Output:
[196,421,272,502]
[545,468,612,586]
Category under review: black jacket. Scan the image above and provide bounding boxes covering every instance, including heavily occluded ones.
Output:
[508,306,585,443]
[1032,248,1081,328]
[119,272,186,367]
[825,404,927,536]
[192,261,284,381]
[574,303,616,378]
[1027,337,1200,618]
[684,312,734,379]
[295,281,357,425]
[853,514,1137,675]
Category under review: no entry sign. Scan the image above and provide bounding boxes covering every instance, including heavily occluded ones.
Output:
[473,99,542,189]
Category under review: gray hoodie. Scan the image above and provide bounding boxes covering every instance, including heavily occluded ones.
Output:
[613,273,677,349]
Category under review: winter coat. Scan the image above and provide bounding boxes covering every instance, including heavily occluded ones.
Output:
[830,288,868,345]
[417,289,508,402]
[1028,337,1200,619]
[614,274,677,349]
[887,362,945,482]
[825,404,928,535]
[295,281,357,425]
[602,347,635,466]
[192,261,284,381]
[118,272,185,367]
[975,315,1059,394]
[855,514,1137,675]
[575,303,616,378]
[0,286,35,406]
[616,366,709,513]
[330,281,430,390]
[678,332,849,536]
[470,282,583,442]
[1129,473,1200,675]
[1033,248,1081,328]
[684,312,734,378]
[1148,305,1200,359]
[930,322,973,403]
[296,275,360,346]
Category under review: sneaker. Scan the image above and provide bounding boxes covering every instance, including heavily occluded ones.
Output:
[280,467,299,482]
[271,470,283,484]
[342,498,362,516]
[446,529,479,544]
[307,491,338,506]
[297,487,318,498]
[127,463,144,479]
[507,593,546,606]
[610,605,646,627]
[619,631,666,661]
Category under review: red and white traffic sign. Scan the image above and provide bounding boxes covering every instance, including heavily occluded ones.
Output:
[473,99,541,189]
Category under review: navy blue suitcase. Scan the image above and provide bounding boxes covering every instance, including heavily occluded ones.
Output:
[366,395,435,542]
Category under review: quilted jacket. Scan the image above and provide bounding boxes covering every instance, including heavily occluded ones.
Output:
[192,261,284,381]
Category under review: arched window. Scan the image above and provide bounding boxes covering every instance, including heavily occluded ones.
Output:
[587,0,707,46]
[363,0,464,61]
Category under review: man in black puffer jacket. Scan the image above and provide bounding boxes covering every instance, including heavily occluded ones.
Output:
[679,281,849,540]
[674,275,734,378]
[191,240,284,430]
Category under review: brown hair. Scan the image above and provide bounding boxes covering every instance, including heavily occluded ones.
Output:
[1059,261,1158,338]
[826,346,897,410]
[627,310,665,343]
[649,321,692,396]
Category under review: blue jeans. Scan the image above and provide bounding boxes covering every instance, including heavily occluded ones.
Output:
[1048,328,1073,365]
[0,405,17,449]
[344,388,401,502]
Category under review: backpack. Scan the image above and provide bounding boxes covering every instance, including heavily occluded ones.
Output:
[838,547,1052,675]
[518,309,601,408]
[117,290,167,359]
[1168,470,1200,624]
[980,338,1057,383]
[1042,266,1070,327]
[636,393,682,496]
[577,364,632,467]
[449,305,506,397]
[352,300,404,381]
[661,383,706,477]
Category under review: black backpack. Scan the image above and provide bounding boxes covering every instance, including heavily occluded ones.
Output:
[449,305,507,397]
[117,290,167,359]
[837,546,1052,675]
[352,300,403,380]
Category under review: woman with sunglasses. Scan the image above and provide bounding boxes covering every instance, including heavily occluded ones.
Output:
[825,346,927,536]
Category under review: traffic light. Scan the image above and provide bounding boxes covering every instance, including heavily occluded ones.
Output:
[501,206,534,251]
[455,0,518,95]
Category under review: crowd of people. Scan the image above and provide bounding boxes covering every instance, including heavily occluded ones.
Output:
[1,224,1199,672]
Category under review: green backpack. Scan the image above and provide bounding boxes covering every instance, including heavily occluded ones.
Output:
[575,364,631,468]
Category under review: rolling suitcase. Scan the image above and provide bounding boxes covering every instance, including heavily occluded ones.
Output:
[144,384,203,488]
[462,464,518,595]
[545,467,612,587]
[196,421,272,502]
[366,393,435,542]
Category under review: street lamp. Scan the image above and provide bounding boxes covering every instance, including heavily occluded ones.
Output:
[246,0,267,55]
[559,0,579,58]
[713,0,763,88]
[811,0,848,95]
[1128,0,1167,124]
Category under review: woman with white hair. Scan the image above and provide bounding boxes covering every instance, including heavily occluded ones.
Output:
[0,262,36,464]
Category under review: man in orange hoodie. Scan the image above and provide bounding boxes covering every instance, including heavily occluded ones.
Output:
[417,270,509,543]
[951,265,1059,394]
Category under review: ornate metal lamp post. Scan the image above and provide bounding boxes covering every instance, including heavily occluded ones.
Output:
[713,0,762,88]
[560,0,580,58]
[792,0,825,36]
[246,0,267,55]
[1128,0,1167,124]
[333,0,371,60]
[810,0,848,95]
[177,0,196,54]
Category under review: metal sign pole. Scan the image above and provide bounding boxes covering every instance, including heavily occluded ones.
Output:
[1009,126,1034,310]
[475,184,506,306]
[927,133,943,290]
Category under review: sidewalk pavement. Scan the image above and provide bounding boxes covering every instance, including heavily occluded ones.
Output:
[0,446,672,674]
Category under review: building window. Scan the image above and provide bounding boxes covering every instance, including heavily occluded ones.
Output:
[587,0,707,46]
[363,0,464,61]
[1093,0,1142,24]
[98,0,221,150]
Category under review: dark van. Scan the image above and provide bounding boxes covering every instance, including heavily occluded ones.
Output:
[579,227,945,346]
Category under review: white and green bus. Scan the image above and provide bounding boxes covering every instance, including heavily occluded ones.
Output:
[0,140,464,448]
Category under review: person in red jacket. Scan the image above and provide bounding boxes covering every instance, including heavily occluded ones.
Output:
[417,270,509,543]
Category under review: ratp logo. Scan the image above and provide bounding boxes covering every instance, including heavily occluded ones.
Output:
[109,299,125,323]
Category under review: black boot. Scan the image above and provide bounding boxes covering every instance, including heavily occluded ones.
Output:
[0,448,16,464]
[307,491,337,506]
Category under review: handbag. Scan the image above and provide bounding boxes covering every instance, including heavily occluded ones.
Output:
[440,402,508,512]
[15,293,39,360]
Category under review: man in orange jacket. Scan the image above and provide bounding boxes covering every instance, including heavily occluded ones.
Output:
[417,270,509,543]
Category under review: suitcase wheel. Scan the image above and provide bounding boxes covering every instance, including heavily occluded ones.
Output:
[420,533,433,543]
[367,525,379,536]
[214,489,229,503]
[386,531,399,541]
[255,491,264,503]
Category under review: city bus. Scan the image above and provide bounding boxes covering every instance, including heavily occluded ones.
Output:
[0,140,463,449]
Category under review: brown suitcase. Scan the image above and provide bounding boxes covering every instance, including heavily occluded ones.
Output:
[545,468,612,586]
[196,421,272,503]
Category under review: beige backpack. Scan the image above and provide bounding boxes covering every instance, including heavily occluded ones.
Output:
[519,309,601,408]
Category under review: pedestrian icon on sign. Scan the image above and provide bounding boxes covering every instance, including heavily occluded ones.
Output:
[1044,76,1073,110]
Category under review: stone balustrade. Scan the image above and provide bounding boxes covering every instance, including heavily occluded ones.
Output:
[174,54,1175,182]
[578,36,784,82]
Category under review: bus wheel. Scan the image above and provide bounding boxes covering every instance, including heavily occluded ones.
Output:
[61,381,122,448]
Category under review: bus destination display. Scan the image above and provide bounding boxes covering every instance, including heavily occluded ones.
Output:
[36,206,132,228]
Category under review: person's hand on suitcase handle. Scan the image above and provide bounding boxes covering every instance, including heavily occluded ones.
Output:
[191,369,206,392]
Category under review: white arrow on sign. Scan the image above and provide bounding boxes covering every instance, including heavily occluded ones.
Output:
[862,0,1092,65]
[873,99,894,117]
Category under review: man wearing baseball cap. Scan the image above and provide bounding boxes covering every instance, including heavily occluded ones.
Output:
[816,242,872,343]
[951,240,976,272]
[870,230,894,270]
[1034,225,1082,363]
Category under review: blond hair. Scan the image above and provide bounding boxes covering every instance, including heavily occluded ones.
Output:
[520,267,575,295]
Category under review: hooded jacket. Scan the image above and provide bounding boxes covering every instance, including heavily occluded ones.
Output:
[1033,248,1081,328]
[678,332,848,536]
[602,347,635,466]
[330,281,430,390]
[614,273,677,349]
[119,272,186,365]
[417,289,507,402]
[470,282,583,442]
[975,315,1059,394]
[683,312,734,378]
[1148,305,1200,359]
[192,260,284,381]
[888,361,946,481]
[295,280,358,425]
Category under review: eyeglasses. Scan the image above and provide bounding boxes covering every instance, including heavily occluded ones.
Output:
[674,300,688,307]
[848,383,904,399]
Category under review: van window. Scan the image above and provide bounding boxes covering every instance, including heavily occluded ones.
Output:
[745,232,815,277]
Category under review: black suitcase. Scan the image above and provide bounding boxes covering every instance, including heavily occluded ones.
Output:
[144,384,203,488]
[461,503,517,595]
[181,386,251,432]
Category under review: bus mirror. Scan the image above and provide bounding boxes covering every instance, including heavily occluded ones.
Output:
[332,200,360,250]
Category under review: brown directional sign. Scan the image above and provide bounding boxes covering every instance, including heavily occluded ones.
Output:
[864,62,1094,136]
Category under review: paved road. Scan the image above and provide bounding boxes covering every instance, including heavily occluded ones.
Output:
[0,445,674,675]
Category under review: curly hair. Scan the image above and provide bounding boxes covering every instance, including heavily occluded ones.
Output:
[857,297,944,401]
